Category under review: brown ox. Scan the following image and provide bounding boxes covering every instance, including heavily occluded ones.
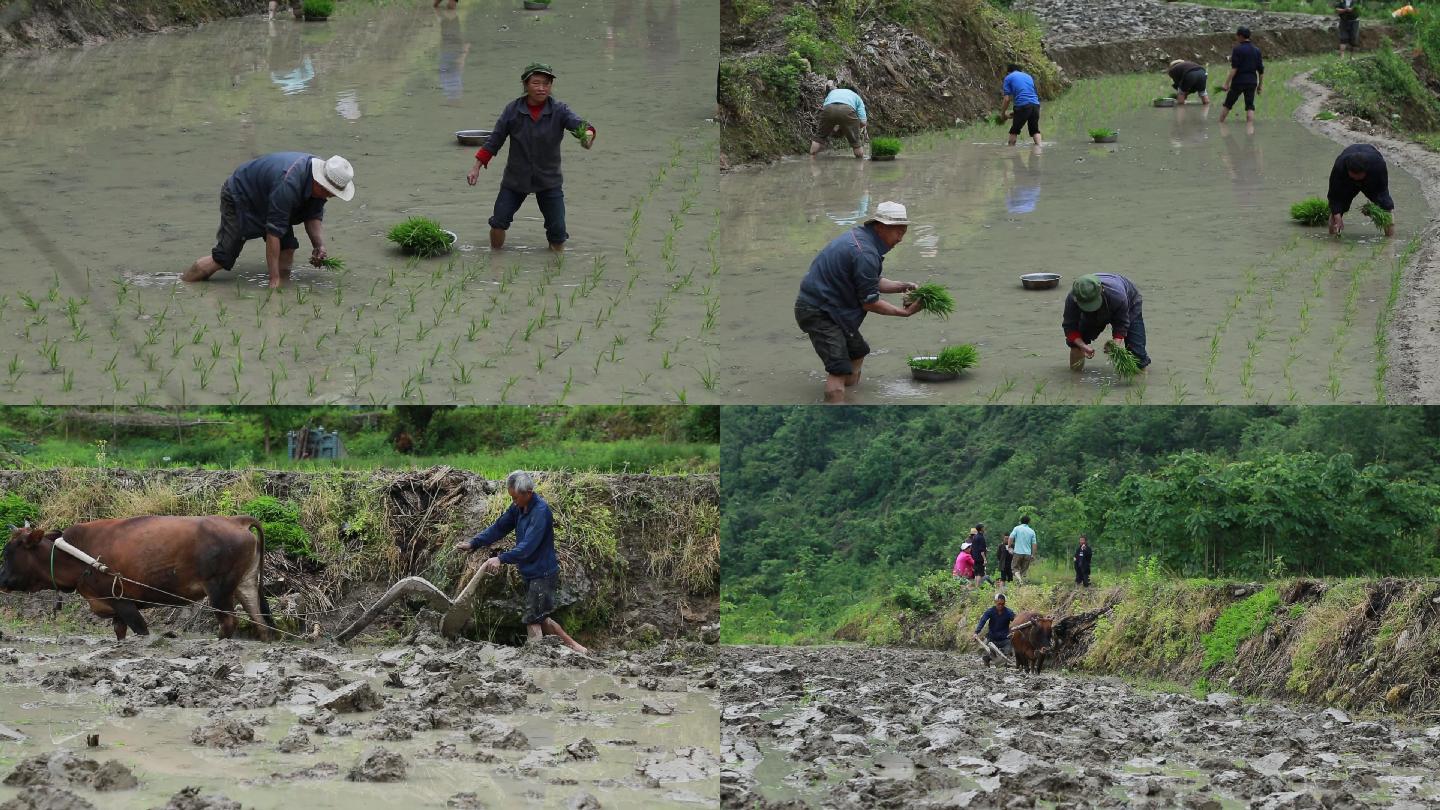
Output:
[0,516,272,641]
[1009,610,1055,673]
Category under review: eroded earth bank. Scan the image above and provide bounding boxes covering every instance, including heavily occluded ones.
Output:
[720,645,1440,809]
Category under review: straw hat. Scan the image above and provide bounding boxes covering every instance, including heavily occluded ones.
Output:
[865,201,910,226]
[310,155,356,202]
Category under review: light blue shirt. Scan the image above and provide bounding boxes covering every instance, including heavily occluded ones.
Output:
[1011,524,1036,555]
[1002,71,1040,107]
[822,88,867,123]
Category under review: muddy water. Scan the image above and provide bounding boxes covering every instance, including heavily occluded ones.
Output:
[720,62,1426,404]
[0,630,720,808]
[722,645,1440,808]
[0,0,719,405]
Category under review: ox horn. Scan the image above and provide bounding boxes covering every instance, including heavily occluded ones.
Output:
[22,520,29,529]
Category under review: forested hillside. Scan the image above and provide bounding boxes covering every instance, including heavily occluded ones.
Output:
[722,406,1440,639]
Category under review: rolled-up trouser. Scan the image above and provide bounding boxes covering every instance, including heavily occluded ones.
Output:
[1223,84,1257,111]
[817,103,863,147]
[1178,68,1208,95]
[211,184,299,270]
[1013,554,1034,577]
[522,573,558,625]
[795,302,869,376]
[489,185,567,245]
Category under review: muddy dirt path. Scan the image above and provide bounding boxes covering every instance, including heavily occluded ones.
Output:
[721,645,1440,809]
[0,626,719,809]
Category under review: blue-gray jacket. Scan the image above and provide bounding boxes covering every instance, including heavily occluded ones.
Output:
[482,97,586,195]
[795,224,893,334]
[467,494,559,581]
[224,151,327,240]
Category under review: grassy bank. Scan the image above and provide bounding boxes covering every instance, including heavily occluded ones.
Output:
[720,0,1060,162]
[726,564,1440,720]
[1312,14,1440,149]
[0,467,719,642]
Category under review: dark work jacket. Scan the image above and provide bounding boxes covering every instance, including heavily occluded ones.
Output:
[976,605,1016,643]
[998,545,1014,577]
[1230,41,1264,86]
[224,151,327,240]
[795,224,892,334]
[467,494,559,581]
[1062,273,1143,344]
[1074,543,1092,576]
[1168,61,1205,88]
[1328,144,1394,214]
[971,532,988,568]
[482,97,586,195]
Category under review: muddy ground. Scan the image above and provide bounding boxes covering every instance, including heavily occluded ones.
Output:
[0,625,720,809]
[720,645,1440,809]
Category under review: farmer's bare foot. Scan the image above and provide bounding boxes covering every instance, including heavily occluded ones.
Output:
[490,227,506,249]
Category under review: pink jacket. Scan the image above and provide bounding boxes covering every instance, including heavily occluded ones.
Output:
[953,550,975,578]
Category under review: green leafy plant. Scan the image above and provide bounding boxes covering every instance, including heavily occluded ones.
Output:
[302,0,334,17]
[238,495,314,559]
[0,494,40,541]
[905,283,955,318]
[1105,341,1142,379]
[870,137,902,158]
[908,343,979,374]
[571,121,590,142]
[1088,127,1117,140]
[991,112,1007,125]
[387,217,454,258]
[1314,110,1339,120]
[1290,197,1330,226]
[1360,202,1393,230]
[318,256,345,270]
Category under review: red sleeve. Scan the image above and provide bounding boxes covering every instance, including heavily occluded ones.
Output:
[1066,331,1082,345]
[1113,330,1126,341]
[474,148,492,167]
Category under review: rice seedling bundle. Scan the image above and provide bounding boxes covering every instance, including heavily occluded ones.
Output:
[870,137,902,158]
[908,343,979,373]
[1290,198,1329,226]
[1360,202,1393,230]
[1105,341,1142,379]
[905,283,955,318]
[1088,127,1117,140]
[387,217,453,257]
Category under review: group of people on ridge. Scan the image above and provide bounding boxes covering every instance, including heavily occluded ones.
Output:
[952,518,1092,588]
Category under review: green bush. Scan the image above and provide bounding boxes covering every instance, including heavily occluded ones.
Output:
[891,582,932,613]
[0,494,40,543]
[1201,586,1281,669]
[1417,10,1440,74]
[237,496,314,559]
[302,0,334,16]
[1314,42,1440,132]
[387,217,454,258]
[870,136,903,158]
[755,53,807,107]
[1290,197,1330,226]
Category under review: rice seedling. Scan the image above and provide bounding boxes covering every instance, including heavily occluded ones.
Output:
[1360,202,1393,230]
[1314,110,1338,120]
[907,343,980,374]
[904,283,956,319]
[1087,127,1117,140]
[387,217,453,258]
[1289,197,1329,226]
[870,137,902,158]
[1105,341,1142,379]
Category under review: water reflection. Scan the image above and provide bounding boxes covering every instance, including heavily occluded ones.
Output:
[335,88,361,120]
[1220,121,1264,208]
[437,7,468,104]
[268,25,315,96]
[1168,103,1211,150]
[1004,147,1042,215]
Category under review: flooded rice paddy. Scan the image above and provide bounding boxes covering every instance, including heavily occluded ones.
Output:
[0,0,719,405]
[0,627,719,809]
[720,61,1427,404]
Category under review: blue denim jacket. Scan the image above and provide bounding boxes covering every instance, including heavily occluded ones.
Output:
[467,494,559,581]
[224,151,326,240]
[482,97,586,195]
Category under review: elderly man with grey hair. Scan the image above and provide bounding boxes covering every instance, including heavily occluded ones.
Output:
[453,471,587,653]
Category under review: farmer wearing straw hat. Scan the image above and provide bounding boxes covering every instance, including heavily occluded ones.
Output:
[1062,273,1149,373]
[1166,59,1210,105]
[794,201,924,404]
[452,470,587,654]
[183,152,356,289]
[467,62,596,252]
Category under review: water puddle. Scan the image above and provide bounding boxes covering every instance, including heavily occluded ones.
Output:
[0,0,719,405]
[720,62,1426,404]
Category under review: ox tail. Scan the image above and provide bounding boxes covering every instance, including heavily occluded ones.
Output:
[234,516,275,637]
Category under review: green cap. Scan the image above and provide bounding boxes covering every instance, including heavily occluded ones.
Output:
[522,62,557,81]
[1072,274,1104,312]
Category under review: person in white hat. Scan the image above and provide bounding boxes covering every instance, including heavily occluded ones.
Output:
[794,200,923,404]
[183,152,355,288]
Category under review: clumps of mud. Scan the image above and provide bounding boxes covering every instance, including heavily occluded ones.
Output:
[346,747,408,782]
[721,645,1440,809]
[3,752,137,792]
[189,717,255,749]
[0,786,96,810]
[156,787,242,810]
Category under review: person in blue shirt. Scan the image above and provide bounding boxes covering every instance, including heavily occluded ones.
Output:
[1009,516,1038,585]
[974,592,1016,666]
[1218,27,1264,124]
[810,82,869,159]
[794,201,923,403]
[999,64,1042,147]
[452,470,588,654]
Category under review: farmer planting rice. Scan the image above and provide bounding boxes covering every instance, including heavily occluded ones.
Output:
[182,152,356,288]
[1327,144,1395,237]
[1166,59,1209,105]
[809,81,868,159]
[1063,273,1150,374]
[1218,27,1263,124]
[466,62,596,252]
[452,470,588,654]
[793,201,923,404]
[999,63,1042,147]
